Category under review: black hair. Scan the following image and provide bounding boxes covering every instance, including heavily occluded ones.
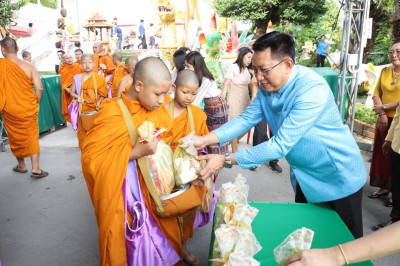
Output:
[22,50,31,58]
[234,47,253,73]
[173,49,187,72]
[178,46,190,53]
[140,19,144,23]
[57,50,65,55]
[55,42,62,49]
[74,41,81,47]
[75,48,83,54]
[185,51,214,85]
[150,23,154,27]
[252,31,295,61]
[392,40,400,46]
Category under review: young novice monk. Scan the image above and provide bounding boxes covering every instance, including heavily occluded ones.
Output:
[115,55,138,97]
[110,51,128,97]
[69,53,108,149]
[166,69,209,265]
[81,57,185,266]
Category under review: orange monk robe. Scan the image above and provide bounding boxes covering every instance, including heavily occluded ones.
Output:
[93,54,116,76]
[60,62,83,122]
[110,63,128,97]
[58,63,66,75]
[169,104,209,241]
[77,73,108,149]
[81,93,183,266]
[165,93,173,103]
[1,58,39,158]
[0,59,6,111]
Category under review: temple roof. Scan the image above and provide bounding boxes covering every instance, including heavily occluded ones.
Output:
[83,12,112,28]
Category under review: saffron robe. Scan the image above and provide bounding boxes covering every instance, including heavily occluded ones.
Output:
[93,54,116,76]
[81,93,183,266]
[76,73,108,149]
[111,63,128,98]
[60,62,83,122]
[169,104,209,241]
[1,58,39,158]
[0,59,6,111]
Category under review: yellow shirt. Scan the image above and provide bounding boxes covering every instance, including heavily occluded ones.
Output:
[373,66,400,117]
[386,106,400,153]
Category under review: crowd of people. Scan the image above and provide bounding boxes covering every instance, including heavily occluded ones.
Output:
[1,29,400,266]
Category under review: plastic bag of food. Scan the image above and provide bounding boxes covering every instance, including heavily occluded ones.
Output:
[138,121,175,196]
[273,227,314,265]
[234,227,262,257]
[173,132,202,185]
[215,224,239,258]
[227,252,260,266]
[228,203,259,229]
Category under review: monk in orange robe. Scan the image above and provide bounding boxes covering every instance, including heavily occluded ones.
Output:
[0,37,48,178]
[0,58,5,111]
[69,54,108,149]
[81,57,184,266]
[167,70,209,265]
[115,55,138,97]
[92,42,115,76]
[110,51,128,97]
[60,53,83,122]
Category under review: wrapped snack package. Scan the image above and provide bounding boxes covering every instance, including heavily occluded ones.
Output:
[228,203,259,229]
[173,132,203,185]
[138,121,175,196]
[227,252,260,266]
[198,176,214,212]
[274,227,314,265]
[234,227,262,257]
[215,225,239,258]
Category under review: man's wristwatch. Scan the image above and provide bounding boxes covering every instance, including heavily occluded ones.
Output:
[224,153,233,168]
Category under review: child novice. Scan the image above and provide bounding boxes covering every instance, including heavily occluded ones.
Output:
[81,57,185,266]
[69,53,108,149]
[166,69,210,265]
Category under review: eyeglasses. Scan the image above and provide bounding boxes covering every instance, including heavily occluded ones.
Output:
[254,57,289,77]
[388,50,400,57]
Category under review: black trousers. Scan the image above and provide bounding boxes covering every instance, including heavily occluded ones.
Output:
[391,151,400,221]
[295,183,363,239]
[253,120,278,164]
[317,54,326,67]
[141,34,147,49]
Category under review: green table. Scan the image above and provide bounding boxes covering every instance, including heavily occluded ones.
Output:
[309,67,347,120]
[209,202,372,266]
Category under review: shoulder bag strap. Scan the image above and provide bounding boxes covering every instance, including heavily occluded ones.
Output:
[117,97,165,214]
[168,101,195,132]
[79,74,84,115]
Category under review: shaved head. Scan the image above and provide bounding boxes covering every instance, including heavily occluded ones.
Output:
[125,55,138,66]
[134,57,171,87]
[112,51,123,61]
[63,53,74,65]
[1,37,18,53]
[81,53,94,62]
[93,42,103,54]
[175,69,199,88]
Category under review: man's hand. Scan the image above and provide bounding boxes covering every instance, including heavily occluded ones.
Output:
[373,105,385,115]
[377,115,388,132]
[130,137,160,160]
[195,154,225,181]
[382,141,392,157]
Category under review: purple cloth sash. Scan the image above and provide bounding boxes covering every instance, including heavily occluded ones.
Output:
[67,75,82,131]
[194,183,217,228]
[122,160,180,266]
[107,74,112,98]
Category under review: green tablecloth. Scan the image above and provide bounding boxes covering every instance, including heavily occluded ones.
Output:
[309,67,347,120]
[209,202,372,266]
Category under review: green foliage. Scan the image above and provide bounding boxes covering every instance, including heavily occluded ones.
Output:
[40,0,58,9]
[28,0,38,3]
[0,0,26,28]
[366,23,391,65]
[355,103,377,125]
[212,0,327,30]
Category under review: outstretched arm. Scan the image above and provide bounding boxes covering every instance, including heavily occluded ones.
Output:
[286,222,400,265]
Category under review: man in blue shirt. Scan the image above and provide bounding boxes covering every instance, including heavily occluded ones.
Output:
[195,32,366,238]
[138,19,147,49]
[111,22,123,51]
[316,34,330,67]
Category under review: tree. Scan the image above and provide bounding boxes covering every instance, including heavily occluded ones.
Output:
[212,0,328,36]
[0,0,26,29]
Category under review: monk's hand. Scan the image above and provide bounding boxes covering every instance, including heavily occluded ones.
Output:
[195,154,224,181]
[65,87,71,94]
[130,137,160,159]
[77,96,85,103]
[382,141,392,157]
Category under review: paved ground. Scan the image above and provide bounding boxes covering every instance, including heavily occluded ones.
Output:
[0,125,399,265]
